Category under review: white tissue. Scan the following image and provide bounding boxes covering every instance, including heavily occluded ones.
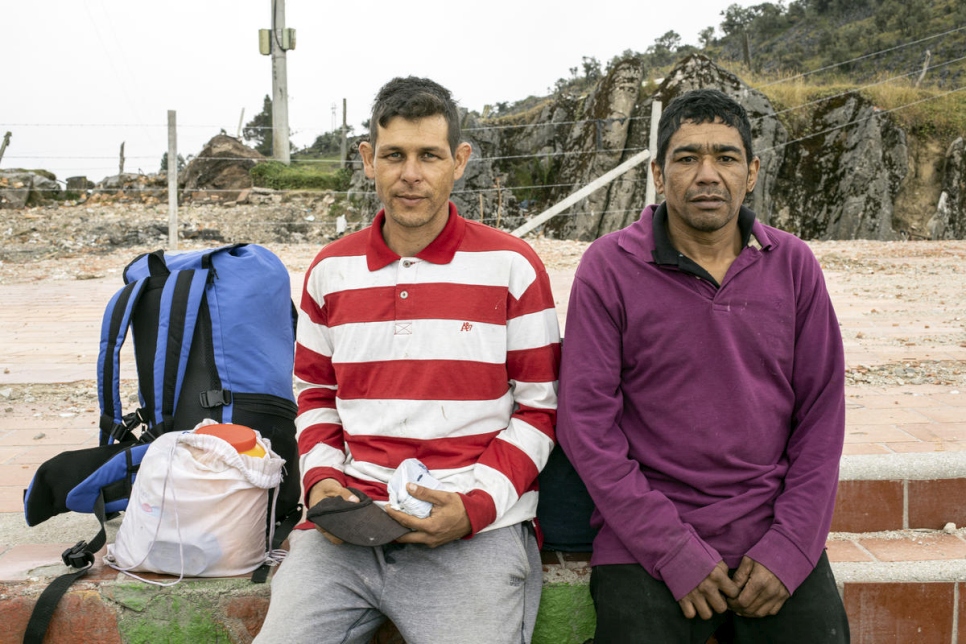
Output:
[388,458,441,518]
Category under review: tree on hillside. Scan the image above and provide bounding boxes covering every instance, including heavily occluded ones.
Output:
[159,152,186,175]
[582,56,602,82]
[300,127,355,158]
[699,26,717,48]
[874,0,930,37]
[646,30,683,68]
[721,4,758,37]
[243,95,273,156]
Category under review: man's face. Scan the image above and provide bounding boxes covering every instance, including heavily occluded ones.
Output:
[652,119,760,235]
[359,114,470,235]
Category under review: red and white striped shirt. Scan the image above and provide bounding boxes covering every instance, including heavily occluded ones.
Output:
[295,204,560,535]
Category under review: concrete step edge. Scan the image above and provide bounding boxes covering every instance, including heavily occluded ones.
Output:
[831,559,966,584]
[839,451,966,481]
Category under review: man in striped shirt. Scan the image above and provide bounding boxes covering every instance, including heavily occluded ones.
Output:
[255,77,560,644]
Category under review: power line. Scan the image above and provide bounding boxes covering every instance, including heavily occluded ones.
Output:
[752,54,966,125]
[7,24,965,189]
[758,83,966,155]
[9,75,963,171]
[755,24,966,88]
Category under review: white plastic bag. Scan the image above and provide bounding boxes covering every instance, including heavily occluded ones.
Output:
[105,428,285,581]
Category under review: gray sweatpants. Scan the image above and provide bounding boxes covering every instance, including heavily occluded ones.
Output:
[254,523,542,644]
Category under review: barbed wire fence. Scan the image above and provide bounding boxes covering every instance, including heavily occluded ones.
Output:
[2,26,964,236]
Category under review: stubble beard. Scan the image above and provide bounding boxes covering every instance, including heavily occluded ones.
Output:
[681,188,739,233]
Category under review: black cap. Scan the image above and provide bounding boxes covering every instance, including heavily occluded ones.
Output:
[305,488,410,546]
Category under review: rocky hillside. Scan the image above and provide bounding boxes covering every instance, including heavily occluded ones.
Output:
[343,54,966,242]
[4,54,964,243]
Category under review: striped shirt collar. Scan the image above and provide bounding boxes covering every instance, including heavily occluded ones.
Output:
[366,202,466,271]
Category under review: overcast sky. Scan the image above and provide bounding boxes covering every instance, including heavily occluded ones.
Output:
[2,0,759,183]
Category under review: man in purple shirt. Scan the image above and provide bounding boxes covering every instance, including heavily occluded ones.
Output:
[556,89,850,643]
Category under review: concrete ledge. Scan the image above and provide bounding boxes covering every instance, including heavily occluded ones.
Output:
[833,559,966,584]
[6,534,966,643]
[0,550,596,644]
[840,452,966,480]
[2,575,271,644]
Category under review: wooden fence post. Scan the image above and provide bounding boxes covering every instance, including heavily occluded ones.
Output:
[915,50,931,88]
[167,111,178,250]
[0,132,11,166]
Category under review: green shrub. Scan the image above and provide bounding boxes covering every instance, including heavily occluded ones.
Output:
[250,160,351,191]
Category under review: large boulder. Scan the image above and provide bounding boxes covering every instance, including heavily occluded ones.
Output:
[0,171,61,208]
[455,111,521,230]
[181,135,264,202]
[927,137,966,239]
[545,58,647,240]
[94,173,166,203]
[772,92,906,240]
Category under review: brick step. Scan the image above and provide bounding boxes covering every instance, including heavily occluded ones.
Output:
[2,452,964,643]
[833,452,966,532]
[2,532,965,644]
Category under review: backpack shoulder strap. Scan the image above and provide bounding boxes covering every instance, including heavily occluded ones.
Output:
[99,253,212,443]
[97,277,150,445]
[22,494,110,644]
[144,267,210,439]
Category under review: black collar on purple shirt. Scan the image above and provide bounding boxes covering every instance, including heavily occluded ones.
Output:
[650,202,758,288]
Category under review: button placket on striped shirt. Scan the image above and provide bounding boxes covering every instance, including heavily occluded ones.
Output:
[394,258,418,336]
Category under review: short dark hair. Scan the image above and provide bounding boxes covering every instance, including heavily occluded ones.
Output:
[369,76,462,155]
[656,89,754,168]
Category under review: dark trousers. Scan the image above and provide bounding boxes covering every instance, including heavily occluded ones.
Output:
[590,551,850,644]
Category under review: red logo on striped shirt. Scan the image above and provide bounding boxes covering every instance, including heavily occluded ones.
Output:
[460,322,473,332]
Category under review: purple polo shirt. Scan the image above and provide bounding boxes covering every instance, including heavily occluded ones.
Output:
[556,204,845,600]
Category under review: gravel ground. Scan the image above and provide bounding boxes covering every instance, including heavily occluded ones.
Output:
[0,196,591,280]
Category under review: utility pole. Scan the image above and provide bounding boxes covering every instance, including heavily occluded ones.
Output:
[260,0,295,164]
[340,98,348,169]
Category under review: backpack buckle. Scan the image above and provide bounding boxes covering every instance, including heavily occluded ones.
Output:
[121,408,147,431]
[61,541,94,569]
[108,408,147,443]
[199,389,232,409]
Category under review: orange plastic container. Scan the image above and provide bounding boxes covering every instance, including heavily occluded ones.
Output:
[195,423,266,457]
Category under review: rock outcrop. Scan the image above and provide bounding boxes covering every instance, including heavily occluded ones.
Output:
[336,52,960,240]
[0,171,60,209]
[772,92,907,240]
[927,137,966,240]
[544,58,647,240]
[181,135,264,203]
[94,173,167,202]
[533,54,909,241]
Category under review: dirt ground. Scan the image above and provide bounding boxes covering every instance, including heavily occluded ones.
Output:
[0,196,590,279]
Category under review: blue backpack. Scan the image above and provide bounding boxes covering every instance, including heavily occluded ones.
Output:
[22,244,301,643]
